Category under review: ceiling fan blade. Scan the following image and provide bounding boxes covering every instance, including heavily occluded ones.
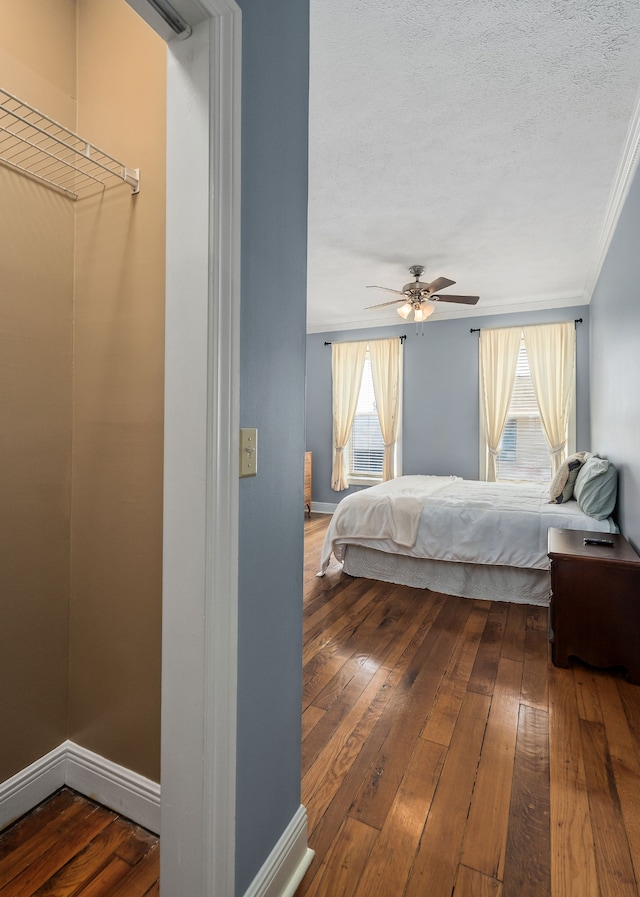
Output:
[426,276,455,293]
[365,285,407,296]
[431,294,480,305]
[365,298,406,309]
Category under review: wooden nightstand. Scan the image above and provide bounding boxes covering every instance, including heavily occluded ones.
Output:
[548,527,640,683]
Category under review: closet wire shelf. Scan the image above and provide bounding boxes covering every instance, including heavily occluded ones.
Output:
[0,88,139,200]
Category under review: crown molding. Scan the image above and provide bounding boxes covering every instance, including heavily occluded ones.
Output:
[306,292,586,334]
[583,89,640,302]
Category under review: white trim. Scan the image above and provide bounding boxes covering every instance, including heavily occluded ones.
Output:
[203,6,241,895]
[242,805,314,897]
[311,501,338,514]
[159,2,241,895]
[584,88,640,302]
[64,742,161,834]
[0,741,161,834]
[0,744,66,832]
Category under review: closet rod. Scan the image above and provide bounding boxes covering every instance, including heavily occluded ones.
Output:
[0,88,140,199]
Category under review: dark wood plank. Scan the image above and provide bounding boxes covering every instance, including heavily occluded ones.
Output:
[501,602,529,662]
[355,738,445,896]
[526,607,547,632]
[0,790,77,860]
[303,578,384,659]
[308,584,415,711]
[302,591,439,772]
[454,865,502,897]
[548,665,599,897]
[0,794,99,890]
[0,790,158,897]
[467,601,509,695]
[298,817,377,897]
[97,844,159,897]
[403,691,491,897]
[303,591,448,807]
[143,883,160,897]
[303,664,395,830]
[502,705,550,897]
[596,675,640,885]
[579,718,637,897]
[303,596,453,872]
[33,818,155,896]
[460,657,522,880]
[573,664,605,724]
[347,596,470,829]
[520,626,549,711]
[73,857,133,897]
[420,602,489,746]
[0,805,116,896]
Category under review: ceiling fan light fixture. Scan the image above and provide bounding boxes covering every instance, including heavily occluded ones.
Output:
[414,303,435,322]
[396,302,412,319]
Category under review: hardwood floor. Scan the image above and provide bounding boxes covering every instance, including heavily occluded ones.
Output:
[4,515,640,896]
[297,513,640,897]
[0,788,159,896]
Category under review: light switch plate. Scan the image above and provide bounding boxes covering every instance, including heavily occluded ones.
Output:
[239,428,258,477]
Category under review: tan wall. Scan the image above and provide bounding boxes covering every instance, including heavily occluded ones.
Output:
[68,0,165,781]
[0,1,76,779]
[0,0,165,785]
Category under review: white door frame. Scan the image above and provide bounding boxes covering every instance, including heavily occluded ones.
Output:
[126,1,242,894]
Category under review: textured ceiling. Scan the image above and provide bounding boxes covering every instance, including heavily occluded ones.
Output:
[306,0,640,332]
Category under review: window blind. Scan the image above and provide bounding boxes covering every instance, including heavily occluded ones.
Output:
[350,356,384,477]
[496,337,551,483]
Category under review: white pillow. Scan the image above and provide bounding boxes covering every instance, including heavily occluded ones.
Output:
[574,455,618,520]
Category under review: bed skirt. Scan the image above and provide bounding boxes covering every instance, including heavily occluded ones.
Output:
[341,545,551,606]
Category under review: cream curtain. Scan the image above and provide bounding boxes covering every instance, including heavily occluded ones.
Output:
[331,341,367,491]
[523,322,575,476]
[369,338,402,482]
[480,327,521,481]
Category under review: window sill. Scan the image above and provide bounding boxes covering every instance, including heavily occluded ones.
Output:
[347,475,383,488]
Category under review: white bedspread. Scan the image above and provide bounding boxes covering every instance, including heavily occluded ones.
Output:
[319,475,618,574]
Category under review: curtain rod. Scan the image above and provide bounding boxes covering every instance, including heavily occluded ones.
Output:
[324,335,407,346]
[470,318,583,334]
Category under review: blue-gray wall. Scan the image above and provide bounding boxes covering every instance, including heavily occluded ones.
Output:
[307,306,591,507]
[237,0,309,893]
[590,165,640,551]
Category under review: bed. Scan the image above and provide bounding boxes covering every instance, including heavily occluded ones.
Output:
[318,475,618,606]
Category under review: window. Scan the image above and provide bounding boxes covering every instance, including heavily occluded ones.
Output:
[348,353,386,482]
[495,336,552,483]
[331,337,403,491]
[479,322,576,484]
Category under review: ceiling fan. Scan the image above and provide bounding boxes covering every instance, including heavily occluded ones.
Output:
[366,265,479,321]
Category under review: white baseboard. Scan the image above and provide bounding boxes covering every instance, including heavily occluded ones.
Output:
[1,746,311,892]
[243,804,314,897]
[64,742,160,833]
[311,501,337,514]
[0,743,67,832]
[0,740,160,834]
